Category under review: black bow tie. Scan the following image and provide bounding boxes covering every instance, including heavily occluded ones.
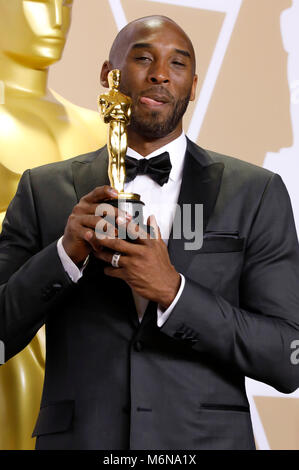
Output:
[125,151,172,186]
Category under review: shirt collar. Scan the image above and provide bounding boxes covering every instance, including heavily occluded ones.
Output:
[126,131,187,182]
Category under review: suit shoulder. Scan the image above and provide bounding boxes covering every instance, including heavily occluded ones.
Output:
[28,146,106,180]
[206,148,274,182]
[188,140,278,202]
[205,149,279,203]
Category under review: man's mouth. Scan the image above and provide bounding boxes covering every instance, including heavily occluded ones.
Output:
[139,95,170,108]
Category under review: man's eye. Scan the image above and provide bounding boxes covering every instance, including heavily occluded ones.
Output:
[135,57,151,62]
[172,61,185,67]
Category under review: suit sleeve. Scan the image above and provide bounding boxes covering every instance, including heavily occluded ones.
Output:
[159,173,299,393]
[0,170,74,362]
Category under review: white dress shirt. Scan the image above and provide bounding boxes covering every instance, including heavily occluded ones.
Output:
[57,131,187,327]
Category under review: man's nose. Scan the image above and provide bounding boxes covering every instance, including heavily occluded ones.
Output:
[52,0,63,28]
[148,61,170,84]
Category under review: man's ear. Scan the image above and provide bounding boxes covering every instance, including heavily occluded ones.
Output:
[100,61,112,88]
[190,74,198,102]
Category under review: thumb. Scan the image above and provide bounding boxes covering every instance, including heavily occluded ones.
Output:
[147,214,161,240]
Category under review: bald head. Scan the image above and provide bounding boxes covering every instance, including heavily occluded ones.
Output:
[101,15,198,142]
[109,15,196,74]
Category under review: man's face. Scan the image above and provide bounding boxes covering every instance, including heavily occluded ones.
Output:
[0,0,73,68]
[110,20,197,139]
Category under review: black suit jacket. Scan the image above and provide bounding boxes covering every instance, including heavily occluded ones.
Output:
[0,138,299,450]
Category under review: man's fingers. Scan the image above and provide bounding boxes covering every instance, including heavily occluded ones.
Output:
[93,247,112,263]
[84,230,94,242]
[147,214,161,240]
[103,265,125,279]
[76,214,116,236]
[95,202,131,225]
[97,236,139,254]
[82,185,118,204]
[70,226,98,247]
[87,202,108,215]
[76,213,130,239]
[93,248,127,268]
[125,219,148,243]
[113,214,161,244]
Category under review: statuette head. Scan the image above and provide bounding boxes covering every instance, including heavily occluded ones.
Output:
[108,69,121,91]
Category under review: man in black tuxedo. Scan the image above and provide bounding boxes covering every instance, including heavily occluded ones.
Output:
[0,15,299,450]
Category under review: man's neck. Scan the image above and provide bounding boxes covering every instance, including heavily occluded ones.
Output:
[127,126,183,156]
[0,52,48,96]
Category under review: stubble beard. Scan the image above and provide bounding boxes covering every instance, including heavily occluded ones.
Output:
[128,93,191,140]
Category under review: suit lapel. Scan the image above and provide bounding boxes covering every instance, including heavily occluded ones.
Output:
[168,138,224,274]
[72,146,110,201]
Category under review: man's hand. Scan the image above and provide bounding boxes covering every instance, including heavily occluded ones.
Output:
[91,215,181,309]
[62,185,131,266]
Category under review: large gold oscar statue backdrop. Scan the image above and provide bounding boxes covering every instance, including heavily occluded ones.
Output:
[0,0,106,449]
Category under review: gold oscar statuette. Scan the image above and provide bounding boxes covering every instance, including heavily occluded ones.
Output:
[98,69,149,235]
